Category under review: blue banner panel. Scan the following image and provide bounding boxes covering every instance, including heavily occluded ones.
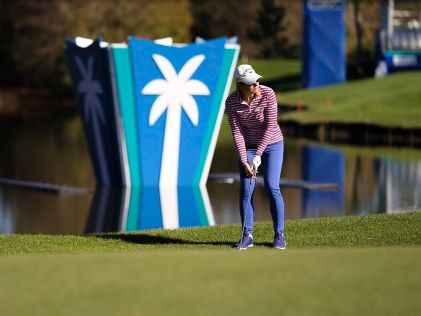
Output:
[302,0,346,88]
[302,145,344,217]
[129,37,228,229]
[384,51,421,72]
[111,46,141,187]
[65,39,125,186]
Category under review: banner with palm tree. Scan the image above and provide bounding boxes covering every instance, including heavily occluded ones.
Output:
[130,37,239,229]
[65,38,126,187]
[65,36,239,231]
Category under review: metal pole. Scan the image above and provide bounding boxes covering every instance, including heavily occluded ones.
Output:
[387,0,395,50]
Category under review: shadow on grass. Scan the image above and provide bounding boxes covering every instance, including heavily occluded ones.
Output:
[95,233,234,247]
[94,234,274,248]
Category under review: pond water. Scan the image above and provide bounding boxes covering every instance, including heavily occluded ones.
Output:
[0,116,420,234]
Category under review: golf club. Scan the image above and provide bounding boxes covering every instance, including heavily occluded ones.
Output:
[239,163,258,251]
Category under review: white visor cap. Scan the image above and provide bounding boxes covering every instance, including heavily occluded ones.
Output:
[234,64,262,85]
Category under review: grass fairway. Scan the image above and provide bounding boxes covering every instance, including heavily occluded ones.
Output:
[228,58,301,92]
[235,61,421,129]
[1,248,420,316]
[1,213,420,315]
[278,71,421,129]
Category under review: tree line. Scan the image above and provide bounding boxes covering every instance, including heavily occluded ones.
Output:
[0,0,379,92]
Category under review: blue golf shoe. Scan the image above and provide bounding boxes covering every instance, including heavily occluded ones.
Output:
[236,234,253,250]
[273,233,286,250]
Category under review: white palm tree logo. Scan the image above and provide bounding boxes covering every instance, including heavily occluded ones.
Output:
[142,54,210,228]
[75,56,109,184]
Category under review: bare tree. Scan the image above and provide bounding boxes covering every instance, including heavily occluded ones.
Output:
[248,0,293,58]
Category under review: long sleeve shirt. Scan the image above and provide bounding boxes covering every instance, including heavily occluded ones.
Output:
[225,85,283,164]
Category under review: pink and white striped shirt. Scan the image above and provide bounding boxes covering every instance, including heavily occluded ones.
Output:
[225,85,283,163]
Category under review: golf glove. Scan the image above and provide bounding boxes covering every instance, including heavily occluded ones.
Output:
[251,155,261,173]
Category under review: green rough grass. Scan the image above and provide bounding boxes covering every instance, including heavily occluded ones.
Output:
[278,71,421,128]
[229,58,301,92]
[223,60,421,144]
[1,213,420,316]
[229,60,421,129]
[246,58,301,80]
[1,212,420,256]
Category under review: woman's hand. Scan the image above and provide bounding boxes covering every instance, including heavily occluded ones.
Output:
[242,162,256,178]
[252,155,261,172]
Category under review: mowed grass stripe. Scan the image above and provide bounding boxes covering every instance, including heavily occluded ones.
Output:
[278,71,421,128]
[1,212,420,255]
[0,247,420,316]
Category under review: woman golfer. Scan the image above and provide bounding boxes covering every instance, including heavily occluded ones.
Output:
[225,64,286,250]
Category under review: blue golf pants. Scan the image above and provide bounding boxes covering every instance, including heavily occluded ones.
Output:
[238,141,285,236]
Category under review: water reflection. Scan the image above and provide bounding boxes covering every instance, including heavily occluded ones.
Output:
[208,141,421,223]
[84,185,214,233]
[85,187,126,233]
[376,159,420,214]
[301,145,345,217]
[0,117,420,234]
[0,186,91,234]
